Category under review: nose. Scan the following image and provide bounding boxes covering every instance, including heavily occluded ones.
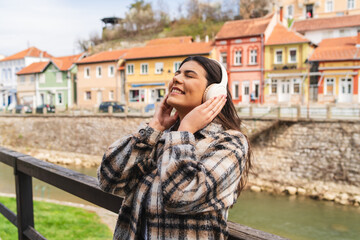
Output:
[172,74,183,85]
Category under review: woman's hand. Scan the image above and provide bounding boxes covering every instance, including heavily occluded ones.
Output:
[149,94,179,131]
[178,95,227,133]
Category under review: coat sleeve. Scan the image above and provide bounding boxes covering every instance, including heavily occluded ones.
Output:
[160,130,248,214]
[98,124,162,197]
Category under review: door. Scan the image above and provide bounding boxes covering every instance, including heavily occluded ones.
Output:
[97,91,103,106]
[339,78,352,103]
[279,79,291,103]
[242,82,250,103]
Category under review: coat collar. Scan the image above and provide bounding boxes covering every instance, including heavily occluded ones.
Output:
[166,120,224,138]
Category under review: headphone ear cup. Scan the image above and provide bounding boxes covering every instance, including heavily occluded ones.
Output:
[203,84,227,102]
[203,85,213,102]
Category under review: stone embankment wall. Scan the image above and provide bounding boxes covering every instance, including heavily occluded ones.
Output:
[0,116,270,166]
[1,116,359,205]
[249,121,360,206]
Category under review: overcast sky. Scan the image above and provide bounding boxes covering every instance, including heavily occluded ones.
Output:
[0,0,192,57]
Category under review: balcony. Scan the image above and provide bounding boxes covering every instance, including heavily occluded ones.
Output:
[272,63,297,71]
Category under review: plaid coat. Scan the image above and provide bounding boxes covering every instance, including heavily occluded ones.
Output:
[98,122,248,240]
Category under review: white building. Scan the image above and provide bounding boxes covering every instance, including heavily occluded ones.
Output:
[291,14,360,45]
[0,47,52,110]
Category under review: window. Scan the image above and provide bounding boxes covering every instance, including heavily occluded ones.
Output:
[84,67,90,78]
[96,66,102,78]
[39,74,45,83]
[129,89,145,102]
[19,76,25,84]
[127,64,134,75]
[306,4,314,18]
[287,5,293,18]
[348,0,355,9]
[293,79,300,94]
[232,81,239,99]
[325,78,335,95]
[173,61,181,72]
[220,52,227,66]
[244,85,250,95]
[85,91,91,100]
[141,63,148,74]
[8,69,12,80]
[325,0,333,12]
[249,49,257,64]
[30,75,35,83]
[56,72,62,83]
[275,50,283,64]
[271,79,277,94]
[155,62,163,74]
[234,51,242,65]
[289,49,297,63]
[108,66,115,77]
[109,90,114,100]
[254,82,259,98]
[57,92,63,104]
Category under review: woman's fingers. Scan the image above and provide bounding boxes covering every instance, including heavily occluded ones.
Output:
[210,95,226,118]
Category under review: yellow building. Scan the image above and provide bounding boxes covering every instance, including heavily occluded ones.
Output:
[123,41,215,108]
[309,35,360,104]
[264,23,313,104]
[277,0,360,22]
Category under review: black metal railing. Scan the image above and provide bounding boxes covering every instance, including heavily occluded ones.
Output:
[0,146,287,240]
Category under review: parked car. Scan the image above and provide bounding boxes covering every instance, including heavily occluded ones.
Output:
[36,104,56,113]
[15,104,32,114]
[99,101,125,113]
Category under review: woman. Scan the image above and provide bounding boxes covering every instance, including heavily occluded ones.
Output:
[98,56,251,240]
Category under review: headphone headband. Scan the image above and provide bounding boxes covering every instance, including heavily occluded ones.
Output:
[212,59,228,87]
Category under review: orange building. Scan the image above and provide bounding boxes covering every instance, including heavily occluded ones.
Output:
[76,49,127,108]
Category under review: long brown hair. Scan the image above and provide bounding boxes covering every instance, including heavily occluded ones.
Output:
[180,56,252,197]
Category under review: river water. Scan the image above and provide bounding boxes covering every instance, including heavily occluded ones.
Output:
[1,163,359,240]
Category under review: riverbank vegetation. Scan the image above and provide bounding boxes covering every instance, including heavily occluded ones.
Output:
[0,196,112,240]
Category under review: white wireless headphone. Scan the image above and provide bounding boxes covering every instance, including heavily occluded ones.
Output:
[202,59,228,102]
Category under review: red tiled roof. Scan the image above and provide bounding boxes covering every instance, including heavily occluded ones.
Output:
[266,23,310,45]
[309,36,360,61]
[124,42,213,60]
[146,36,193,46]
[0,47,53,62]
[215,14,273,40]
[52,53,84,71]
[16,61,50,75]
[292,14,360,33]
[77,49,128,64]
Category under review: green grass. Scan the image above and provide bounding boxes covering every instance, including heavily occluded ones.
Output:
[0,196,112,240]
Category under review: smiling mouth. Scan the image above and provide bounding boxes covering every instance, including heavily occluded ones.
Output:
[171,87,185,94]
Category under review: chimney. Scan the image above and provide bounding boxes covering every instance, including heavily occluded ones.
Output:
[40,51,43,61]
[195,35,200,42]
[279,6,283,23]
[357,30,360,48]
[205,35,209,43]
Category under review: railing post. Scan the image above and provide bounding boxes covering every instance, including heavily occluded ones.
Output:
[297,105,301,120]
[108,105,113,115]
[277,106,281,119]
[249,105,253,117]
[15,163,34,240]
[326,105,331,119]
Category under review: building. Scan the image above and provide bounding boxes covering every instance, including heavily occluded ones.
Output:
[277,0,360,23]
[215,14,277,104]
[76,49,128,108]
[309,34,360,104]
[16,53,85,109]
[123,41,215,107]
[264,23,313,104]
[292,13,360,45]
[0,47,52,109]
